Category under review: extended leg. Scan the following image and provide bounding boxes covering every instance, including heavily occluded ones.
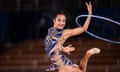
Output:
[79,48,100,72]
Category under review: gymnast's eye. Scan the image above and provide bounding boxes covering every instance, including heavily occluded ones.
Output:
[63,19,66,23]
[57,19,61,22]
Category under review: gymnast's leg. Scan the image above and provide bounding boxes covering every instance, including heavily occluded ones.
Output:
[79,48,100,72]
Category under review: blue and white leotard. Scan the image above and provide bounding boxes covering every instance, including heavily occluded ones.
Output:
[44,27,73,71]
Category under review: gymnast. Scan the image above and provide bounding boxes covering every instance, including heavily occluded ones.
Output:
[44,1,100,72]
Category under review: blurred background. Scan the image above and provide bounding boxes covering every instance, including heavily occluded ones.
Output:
[0,0,120,72]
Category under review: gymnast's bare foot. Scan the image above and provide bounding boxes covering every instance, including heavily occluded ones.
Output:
[87,48,101,55]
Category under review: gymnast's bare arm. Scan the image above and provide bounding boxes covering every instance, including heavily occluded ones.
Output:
[62,1,92,40]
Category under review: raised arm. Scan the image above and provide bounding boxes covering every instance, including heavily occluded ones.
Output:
[71,1,92,36]
[63,1,92,39]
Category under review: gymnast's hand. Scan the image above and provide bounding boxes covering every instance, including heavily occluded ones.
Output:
[62,44,75,55]
[86,1,92,15]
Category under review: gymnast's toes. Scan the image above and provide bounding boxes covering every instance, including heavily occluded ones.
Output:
[87,48,101,55]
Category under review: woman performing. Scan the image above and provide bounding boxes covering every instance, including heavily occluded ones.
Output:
[44,1,101,72]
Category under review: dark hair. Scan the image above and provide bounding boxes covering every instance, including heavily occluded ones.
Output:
[53,9,67,19]
[53,9,70,29]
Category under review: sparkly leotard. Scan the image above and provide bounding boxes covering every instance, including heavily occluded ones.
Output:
[44,27,73,71]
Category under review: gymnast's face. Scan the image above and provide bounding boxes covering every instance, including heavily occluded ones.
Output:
[53,14,66,30]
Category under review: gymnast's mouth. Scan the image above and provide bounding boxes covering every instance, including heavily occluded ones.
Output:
[58,24,65,27]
